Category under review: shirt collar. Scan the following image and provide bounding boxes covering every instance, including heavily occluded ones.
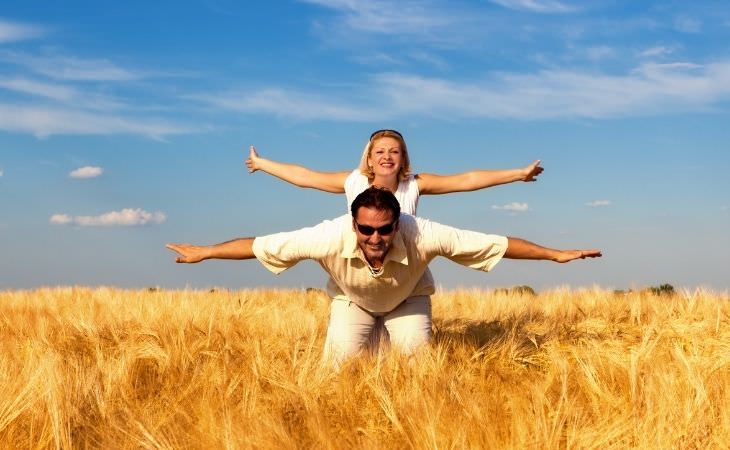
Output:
[342,225,409,266]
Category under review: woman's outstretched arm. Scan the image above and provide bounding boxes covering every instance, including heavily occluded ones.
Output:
[245,145,349,193]
[417,160,543,195]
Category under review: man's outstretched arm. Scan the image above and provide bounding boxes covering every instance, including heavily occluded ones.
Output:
[166,238,255,263]
[505,237,602,263]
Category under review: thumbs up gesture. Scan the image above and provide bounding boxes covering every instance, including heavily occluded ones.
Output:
[522,159,544,182]
[245,145,260,173]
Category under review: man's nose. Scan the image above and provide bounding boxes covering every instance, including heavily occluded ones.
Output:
[368,232,383,241]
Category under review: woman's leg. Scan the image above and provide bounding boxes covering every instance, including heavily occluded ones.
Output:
[383,295,432,355]
[322,298,377,368]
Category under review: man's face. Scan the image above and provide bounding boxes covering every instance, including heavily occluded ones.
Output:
[353,206,399,267]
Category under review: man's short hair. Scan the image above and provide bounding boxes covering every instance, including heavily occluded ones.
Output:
[350,186,401,219]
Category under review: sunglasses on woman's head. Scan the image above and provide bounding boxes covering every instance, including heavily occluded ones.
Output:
[353,219,398,236]
[369,129,403,141]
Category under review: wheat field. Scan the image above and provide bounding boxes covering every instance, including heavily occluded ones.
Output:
[1,286,730,449]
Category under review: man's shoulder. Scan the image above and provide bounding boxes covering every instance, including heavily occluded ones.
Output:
[308,214,352,234]
[254,214,351,259]
[398,214,433,240]
[401,214,435,229]
[258,214,350,240]
[400,214,466,241]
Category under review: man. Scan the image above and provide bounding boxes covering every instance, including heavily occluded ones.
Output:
[167,186,601,365]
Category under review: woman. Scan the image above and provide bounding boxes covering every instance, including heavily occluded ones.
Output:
[245,129,543,360]
[245,129,543,215]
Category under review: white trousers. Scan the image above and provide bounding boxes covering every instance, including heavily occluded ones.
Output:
[322,295,432,367]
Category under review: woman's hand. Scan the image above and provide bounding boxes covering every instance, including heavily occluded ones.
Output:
[521,160,544,182]
[245,145,261,173]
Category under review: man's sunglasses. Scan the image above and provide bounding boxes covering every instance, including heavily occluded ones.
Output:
[353,219,398,236]
[369,129,403,141]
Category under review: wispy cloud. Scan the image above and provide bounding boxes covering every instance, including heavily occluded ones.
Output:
[0,168,3,177]
[189,88,374,121]
[0,19,45,43]
[0,51,140,82]
[69,166,103,179]
[0,104,200,139]
[584,46,616,61]
[50,208,166,227]
[409,51,449,69]
[302,0,457,35]
[492,202,529,212]
[375,60,730,119]
[585,200,612,207]
[193,60,730,121]
[0,77,75,101]
[639,46,674,59]
[0,76,133,112]
[0,47,202,138]
[489,0,576,13]
[674,16,701,33]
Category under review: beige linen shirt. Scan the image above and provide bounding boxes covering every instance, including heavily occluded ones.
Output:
[252,214,508,313]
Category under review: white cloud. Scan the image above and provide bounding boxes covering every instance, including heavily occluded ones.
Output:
[0,19,44,43]
[0,51,140,82]
[196,60,730,122]
[0,104,200,139]
[303,0,456,35]
[674,16,701,33]
[492,202,529,212]
[585,46,616,61]
[50,209,166,227]
[0,76,134,114]
[639,46,674,58]
[409,51,449,69]
[0,77,75,101]
[0,168,3,177]
[489,0,575,13]
[49,214,73,225]
[374,60,730,119]
[189,88,374,121]
[585,200,612,207]
[69,166,103,179]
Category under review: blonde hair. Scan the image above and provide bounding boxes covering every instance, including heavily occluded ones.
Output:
[357,130,412,181]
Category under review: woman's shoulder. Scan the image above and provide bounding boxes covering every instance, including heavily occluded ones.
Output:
[344,168,369,197]
[345,168,366,181]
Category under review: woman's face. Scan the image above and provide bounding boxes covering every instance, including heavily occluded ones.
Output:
[368,136,403,179]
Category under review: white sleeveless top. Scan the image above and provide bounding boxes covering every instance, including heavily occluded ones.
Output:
[344,169,420,214]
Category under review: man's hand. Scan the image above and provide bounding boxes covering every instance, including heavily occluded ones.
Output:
[166,243,209,263]
[521,160,544,182]
[505,237,601,263]
[245,145,260,173]
[554,249,602,263]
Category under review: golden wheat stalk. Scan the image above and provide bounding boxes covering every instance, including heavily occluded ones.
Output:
[1,286,729,449]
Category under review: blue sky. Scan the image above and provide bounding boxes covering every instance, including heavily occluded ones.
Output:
[1,0,729,292]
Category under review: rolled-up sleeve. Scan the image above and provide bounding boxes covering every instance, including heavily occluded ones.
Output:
[416,218,508,272]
